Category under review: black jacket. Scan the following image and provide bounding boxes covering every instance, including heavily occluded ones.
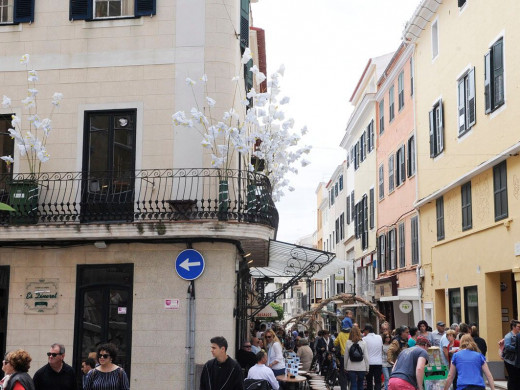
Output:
[5,372,36,390]
[200,356,244,390]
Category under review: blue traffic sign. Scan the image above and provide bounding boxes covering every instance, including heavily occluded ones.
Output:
[175,249,205,281]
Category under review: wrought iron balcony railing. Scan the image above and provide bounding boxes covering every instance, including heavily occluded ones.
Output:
[0,169,279,228]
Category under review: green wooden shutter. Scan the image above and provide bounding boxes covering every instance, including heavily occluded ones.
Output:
[493,39,504,108]
[240,0,249,50]
[438,100,444,153]
[484,51,491,113]
[135,0,156,16]
[429,109,435,157]
[70,0,92,20]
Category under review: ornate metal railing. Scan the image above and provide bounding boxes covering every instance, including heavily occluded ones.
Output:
[0,169,278,228]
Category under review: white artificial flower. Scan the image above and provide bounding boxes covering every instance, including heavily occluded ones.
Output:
[277,64,286,76]
[200,74,208,83]
[41,118,52,136]
[301,125,308,135]
[256,72,266,84]
[185,77,196,86]
[206,97,216,107]
[232,76,240,82]
[20,54,30,65]
[28,70,38,82]
[301,158,310,167]
[241,48,252,64]
[201,135,212,149]
[280,96,290,105]
[37,148,50,163]
[0,156,14,165]
[288,186,295,192]
[28,88,38,97]
[18,144,28,156]
[250,65,260,74]
[51,92,63,107]
[246,88,257,99]
[210,154,224,168]
[241,99,249,106]
[172,111,189,126]
[11,115,21,128]
[21,96,35,109]
[282,118,295,130]
[2,95,11,108]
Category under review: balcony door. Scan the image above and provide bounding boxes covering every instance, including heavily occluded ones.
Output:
[81,110,136,222]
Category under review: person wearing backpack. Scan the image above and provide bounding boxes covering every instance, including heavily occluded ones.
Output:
[344,327,369,390]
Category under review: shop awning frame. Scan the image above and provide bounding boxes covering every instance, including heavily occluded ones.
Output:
[247,239,335,319]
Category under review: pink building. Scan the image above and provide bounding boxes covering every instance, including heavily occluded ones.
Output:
[374,43,421,328]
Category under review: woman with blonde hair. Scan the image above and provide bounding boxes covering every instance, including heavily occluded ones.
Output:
[344,326,369,390]
[443,334,494,390]
[3,350,35,390]
[263,329,285,378]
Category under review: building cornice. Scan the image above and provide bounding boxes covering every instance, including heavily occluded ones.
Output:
[376,44,415,101]
[340,93,376,149]
[402,0,442,44]
[415,140,520,208]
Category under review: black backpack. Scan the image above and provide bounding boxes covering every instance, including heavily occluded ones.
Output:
[244,379,273,390]
[349,342,364,362]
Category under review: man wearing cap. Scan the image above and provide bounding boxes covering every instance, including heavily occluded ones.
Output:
[334,326,351,390]
[431,321,446,348]
[389,336,431,390]
[362,324,383,390]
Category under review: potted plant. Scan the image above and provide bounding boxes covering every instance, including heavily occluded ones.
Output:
[1,54,63,223]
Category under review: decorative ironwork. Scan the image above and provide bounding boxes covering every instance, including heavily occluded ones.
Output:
[0,169,278,228]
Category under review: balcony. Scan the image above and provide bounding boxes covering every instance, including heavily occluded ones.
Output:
[0,168,278,229]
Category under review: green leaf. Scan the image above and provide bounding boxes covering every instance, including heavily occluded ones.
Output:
[0,202,15,212]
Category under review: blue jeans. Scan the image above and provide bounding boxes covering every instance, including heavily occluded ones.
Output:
[347,370,366,390]
[382,366,391,390]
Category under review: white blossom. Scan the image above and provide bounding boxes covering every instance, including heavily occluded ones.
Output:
[200,74,208,83]
[241,48,252,64]
[19,54,30,65]
[51,92,64,107]
[280,96,290,105]
[28,70,38,82]
[206,97,216,107]
[2,96,11,108]
[0,156,13,165]
[185,77,196,86]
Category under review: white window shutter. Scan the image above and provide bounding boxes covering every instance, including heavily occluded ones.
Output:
[458,78,466,134]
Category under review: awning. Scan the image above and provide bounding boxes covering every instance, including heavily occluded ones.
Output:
[247,239,335,319]
[250,239,335,278]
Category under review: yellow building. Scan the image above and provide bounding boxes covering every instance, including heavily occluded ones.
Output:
[405,0,520,377]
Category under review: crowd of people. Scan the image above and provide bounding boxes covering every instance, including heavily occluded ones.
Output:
[0,342,128,390]
[202,314,514,390]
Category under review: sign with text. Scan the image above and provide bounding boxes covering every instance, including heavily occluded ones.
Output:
[25,279,59,314]
[164,299,180,310]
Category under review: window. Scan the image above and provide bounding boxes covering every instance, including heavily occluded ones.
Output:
[354,196,368,250]
[461,182,472,230]
[330,190,335,206]
[389,86,395,122]
[346,195,351,224]
[410,58,414,96]
[335,218,340,244]
[432,20,439,59]
[0,0,33,23]
[354,142,360,170]
[379,100,385,134]
[74,264,133,379]
[240,0,250,50]
[484,38,504,113]
[350,191,355,222]
[407,136,416,177]
[340,213,345,240]
[493,161,508,221]
[395,145,406,186]
[398,222,405,268]
[436,197,445,240]
[335,182,339,197]
[378,165,384,200]
[388,228,396,270]
[82,109,136,222]
[464,286,479,326]
[70,0,156,20]
[449,288,462,325]
[339,175,344,191]
[360,133,366,162]
[429,100,444,157]
[369,188,374,229]
[458,0,466,7]
[398,71,405,110]
[411,216,419,265]
[315,281,322,299]
[367,120,374,152]
[458,68,476,135]
[0,114,14,182]
[388,155,395,193]
[378,235,386,273]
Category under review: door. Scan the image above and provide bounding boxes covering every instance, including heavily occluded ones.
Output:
[81,110,136,222]
[73,264,133,382]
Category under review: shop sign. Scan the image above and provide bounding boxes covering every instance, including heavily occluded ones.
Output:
[254,305,278,318]
[399,301,413,314]
[25,279,59,314]
[164,299,179,310]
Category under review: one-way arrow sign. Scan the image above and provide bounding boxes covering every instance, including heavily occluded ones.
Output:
[175,249,205,280]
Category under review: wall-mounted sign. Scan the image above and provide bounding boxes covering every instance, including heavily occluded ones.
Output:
[399,301,413,314]
[25,279,59,314]
[164,299,180,310]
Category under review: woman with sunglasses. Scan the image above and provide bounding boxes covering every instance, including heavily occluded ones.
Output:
[263,329,285,378]
[84,343,129,390]
[2,349,35,390]
[381,332,392,390]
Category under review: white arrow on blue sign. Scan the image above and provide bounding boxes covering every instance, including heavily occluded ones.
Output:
[175,249,205,281]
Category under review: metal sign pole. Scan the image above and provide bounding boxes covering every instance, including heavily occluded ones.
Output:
[185,280,196,389]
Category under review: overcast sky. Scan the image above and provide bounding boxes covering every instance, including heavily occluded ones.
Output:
[251,0,420,244]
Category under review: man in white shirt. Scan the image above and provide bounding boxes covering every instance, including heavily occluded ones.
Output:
[246,351,280,390]
[431,321,446,347]
[362,324,383,390]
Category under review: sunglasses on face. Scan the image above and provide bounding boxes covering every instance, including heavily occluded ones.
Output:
[47,353,62,357]
[266,335,273,339]
[98,354,110,359]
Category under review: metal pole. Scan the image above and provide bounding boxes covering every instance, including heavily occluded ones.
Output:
[185,281,196,389]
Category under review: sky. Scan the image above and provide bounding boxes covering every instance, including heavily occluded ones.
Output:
[251,0,420,244]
